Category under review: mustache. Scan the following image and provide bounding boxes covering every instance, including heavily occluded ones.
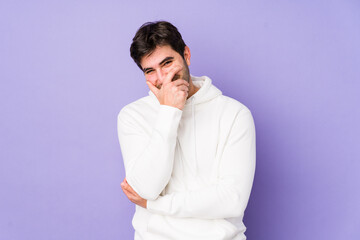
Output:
[172,74,181,81]
[172,73,190,83]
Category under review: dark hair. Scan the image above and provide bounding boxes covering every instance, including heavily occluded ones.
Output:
[130,21,186,70]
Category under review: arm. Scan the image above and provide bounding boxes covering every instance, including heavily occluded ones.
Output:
[118,65,189,200]
[146,108,256,219]
[117,104,182,200]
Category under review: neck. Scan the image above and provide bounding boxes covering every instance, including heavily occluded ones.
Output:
[187,82,199,99]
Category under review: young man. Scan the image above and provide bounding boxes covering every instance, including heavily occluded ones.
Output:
[117,21,256,240]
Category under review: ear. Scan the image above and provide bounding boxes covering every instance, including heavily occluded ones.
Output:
[183,45,191,66]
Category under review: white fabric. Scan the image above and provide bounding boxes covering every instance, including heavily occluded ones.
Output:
[117,75,256,240]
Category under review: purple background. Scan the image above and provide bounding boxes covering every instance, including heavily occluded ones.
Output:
[1,0,359,239]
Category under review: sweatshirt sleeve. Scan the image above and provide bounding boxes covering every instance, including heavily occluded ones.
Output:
[146,108,256,219]
[117,104,183,200]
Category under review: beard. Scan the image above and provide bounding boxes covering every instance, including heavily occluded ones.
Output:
[172,58,190,82]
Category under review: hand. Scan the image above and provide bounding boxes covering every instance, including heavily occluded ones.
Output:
[121,178,147,208]
[146,65,189,110]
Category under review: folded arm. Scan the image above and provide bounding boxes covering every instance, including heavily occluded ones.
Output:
[117,105,182,200]
[146,109,256,219]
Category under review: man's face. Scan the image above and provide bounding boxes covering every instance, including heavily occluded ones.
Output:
[140,45,190,89]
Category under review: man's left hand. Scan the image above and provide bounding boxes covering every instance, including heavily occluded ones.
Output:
[121,178,147,208]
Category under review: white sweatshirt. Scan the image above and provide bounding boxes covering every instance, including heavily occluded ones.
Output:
[117,75,256,240]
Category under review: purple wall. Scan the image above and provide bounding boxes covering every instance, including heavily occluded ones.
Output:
[1,1,359,239]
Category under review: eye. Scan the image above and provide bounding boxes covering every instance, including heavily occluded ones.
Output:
[164,60,172,66]
[145,70,154,74]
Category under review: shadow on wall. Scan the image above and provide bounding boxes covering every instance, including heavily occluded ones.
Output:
[244,123,282,238]
[243,116,299,239]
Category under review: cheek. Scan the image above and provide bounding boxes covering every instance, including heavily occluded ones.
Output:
[145,74,156,84]
[163,66,172,75]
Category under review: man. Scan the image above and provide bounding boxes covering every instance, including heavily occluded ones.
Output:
[117,21,256,240]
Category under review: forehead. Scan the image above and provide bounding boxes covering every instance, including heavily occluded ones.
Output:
[140,45,179,68]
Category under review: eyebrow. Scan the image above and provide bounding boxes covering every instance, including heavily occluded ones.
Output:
[142,56,174,72]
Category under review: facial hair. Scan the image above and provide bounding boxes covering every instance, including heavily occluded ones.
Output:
[172,58,190,83]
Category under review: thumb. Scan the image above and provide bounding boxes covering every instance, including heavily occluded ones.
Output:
[146,81,159,97]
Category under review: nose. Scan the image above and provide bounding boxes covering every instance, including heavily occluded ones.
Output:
[155,68,166,85]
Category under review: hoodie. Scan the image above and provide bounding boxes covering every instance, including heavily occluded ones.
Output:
[117,75,256,240]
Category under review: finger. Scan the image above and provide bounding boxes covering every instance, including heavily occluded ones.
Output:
[163,65,183,84]
[172,79,189,87]
[127,187,138,196]
[121,182,130,192]
[146,81,159,96]
[122,186,136,198]
[124,190,140,203]
[121,181,130,190]
[177,85,189,92]
[120,180,126,187]
[122,182,138,195]
[121,186,130,196]
[122,186,133,195]
[123,191,135,203]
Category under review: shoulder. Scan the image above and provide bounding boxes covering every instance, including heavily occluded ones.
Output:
[117,96,154,121]
[216,96,255,135]
[217,95,252,116]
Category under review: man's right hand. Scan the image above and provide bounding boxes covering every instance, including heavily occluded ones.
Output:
[146,65,189,110]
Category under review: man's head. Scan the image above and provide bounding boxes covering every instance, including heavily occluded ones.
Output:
[130,21,191,89]
[130,21,187,70]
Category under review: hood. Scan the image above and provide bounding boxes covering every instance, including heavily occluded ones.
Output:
[185,74,222,105]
